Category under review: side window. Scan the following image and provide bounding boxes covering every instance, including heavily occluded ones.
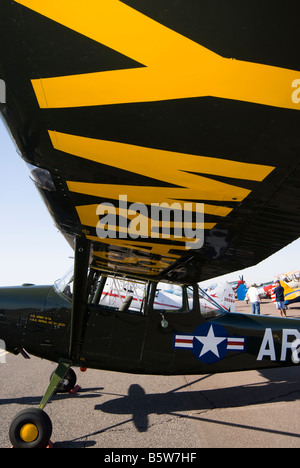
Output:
[153,283,192,313]
[198,286,227,319]
[98,277,147,314]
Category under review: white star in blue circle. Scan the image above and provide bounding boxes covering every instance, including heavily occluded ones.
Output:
[192,323,229,364]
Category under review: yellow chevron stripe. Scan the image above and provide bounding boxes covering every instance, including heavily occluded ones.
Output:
[49,131,274,211]
[14,0,300,110]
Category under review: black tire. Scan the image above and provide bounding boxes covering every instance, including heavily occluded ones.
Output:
[51,367,77,393]
[9,408,52,448]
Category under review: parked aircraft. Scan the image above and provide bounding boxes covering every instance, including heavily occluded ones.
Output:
[271,279,300,306]
[1,0,300,448]
[100,277,236,314]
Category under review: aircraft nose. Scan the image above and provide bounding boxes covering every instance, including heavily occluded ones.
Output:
[0,288,20,353]
[0,284,51,353]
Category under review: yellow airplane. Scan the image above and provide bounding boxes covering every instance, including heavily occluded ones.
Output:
[279,272,300,305]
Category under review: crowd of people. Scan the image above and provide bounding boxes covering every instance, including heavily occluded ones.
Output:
[245,280,287,317]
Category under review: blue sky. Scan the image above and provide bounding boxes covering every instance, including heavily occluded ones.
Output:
[0,119,299,287]
[0,119,73,286]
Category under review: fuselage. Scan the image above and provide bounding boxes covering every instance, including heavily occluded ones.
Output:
[1,283,300,376]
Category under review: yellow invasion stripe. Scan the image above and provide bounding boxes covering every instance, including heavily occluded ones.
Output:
[93,250,174,274]
[32,59,300,110]
[90,238,184,276]
[71,183,236,212]
[91,244,182,276]
[49,131,274,209]
[14,0,300,110]
[48,131,272,182]
[76,204,216,237]
[88,237,187,258]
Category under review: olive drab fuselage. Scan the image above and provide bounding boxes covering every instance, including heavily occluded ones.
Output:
[1,283,300,376]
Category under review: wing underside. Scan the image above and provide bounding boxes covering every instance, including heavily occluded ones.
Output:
[1,0,300,283]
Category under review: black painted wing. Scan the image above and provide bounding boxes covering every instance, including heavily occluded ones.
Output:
[1,0,300,283]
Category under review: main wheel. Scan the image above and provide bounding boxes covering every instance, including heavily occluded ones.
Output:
[51,367,77,393]
[9,408,52,448]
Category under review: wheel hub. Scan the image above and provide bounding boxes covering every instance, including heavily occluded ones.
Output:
[20,423,39,443]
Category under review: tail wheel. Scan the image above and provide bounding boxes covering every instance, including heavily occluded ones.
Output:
[9,408,52,448]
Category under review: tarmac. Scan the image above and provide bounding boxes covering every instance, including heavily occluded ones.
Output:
[0,299,300,449]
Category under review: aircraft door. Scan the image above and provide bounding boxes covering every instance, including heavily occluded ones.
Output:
[141,283,201,374]
[83,276,148,372]
[105,277,148,369]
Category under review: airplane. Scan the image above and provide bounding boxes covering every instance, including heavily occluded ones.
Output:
[271,278,300,307]
[281,281,300,306]
[228,276,246,295]
[1,0,300,448]
[100,276,236,314]
[200,282,236,313]
[260,282,275,299]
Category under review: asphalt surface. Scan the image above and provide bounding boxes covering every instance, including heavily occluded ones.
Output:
[1,299,300,449]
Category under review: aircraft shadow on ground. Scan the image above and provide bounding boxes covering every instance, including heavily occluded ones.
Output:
[0,386,104,407]
[95,367,300,433]
[2,366,300,447]
[55,366,300,447]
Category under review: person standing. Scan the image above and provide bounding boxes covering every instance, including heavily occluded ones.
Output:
[246,284,261,315]
[273,280,287,317]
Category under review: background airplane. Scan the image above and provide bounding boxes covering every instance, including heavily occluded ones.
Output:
[100,277,236,314]
[271,273,300,306]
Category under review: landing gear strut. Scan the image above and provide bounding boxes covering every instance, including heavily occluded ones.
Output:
[9,237,90,448]
[9,361,71,448]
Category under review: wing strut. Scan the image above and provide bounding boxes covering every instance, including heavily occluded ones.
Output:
[69,236,91,362]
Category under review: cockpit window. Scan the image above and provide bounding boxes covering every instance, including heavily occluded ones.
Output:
[54,267,227,318]
[54,266,74,299]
